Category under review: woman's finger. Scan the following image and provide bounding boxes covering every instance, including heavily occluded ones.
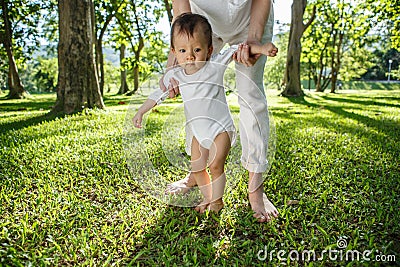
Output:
[241,44,251,66]
[159,74,167,92]
[168,78,180,98]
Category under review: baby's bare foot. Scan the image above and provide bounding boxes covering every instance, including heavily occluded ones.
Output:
[195,198,224,213]
[208,198,224,213]
[249,188,278,223]
[195,200,210,213]
[166,173,197,194]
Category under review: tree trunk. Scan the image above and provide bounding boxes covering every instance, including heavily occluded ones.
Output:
[281,0,315,97]
[1,0,26,99]
[132,63,139,94]
[118,43,129,94]
[125,49,141,96]
[315,52,325,92]
[95,9,115,96]
[125,2,144,96]
[162,0,173,24]
[282,16,304,97]
[330,32,344,93]
[96,40,105,96]
[53,0,105,114]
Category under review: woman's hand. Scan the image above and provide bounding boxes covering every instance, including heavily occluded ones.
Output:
[159,75,180,98]
[160,50,181,98]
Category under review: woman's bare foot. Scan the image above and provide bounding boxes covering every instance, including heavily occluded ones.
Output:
[249,186,279,223]
[166,173,197,194]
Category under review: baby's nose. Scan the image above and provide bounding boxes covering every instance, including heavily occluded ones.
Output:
[187,52,195,60]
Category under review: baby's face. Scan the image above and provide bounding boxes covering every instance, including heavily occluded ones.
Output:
[172,28,213,75]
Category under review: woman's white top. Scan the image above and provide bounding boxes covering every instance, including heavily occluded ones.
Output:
[190,0,252,41]
[148,47,237,154]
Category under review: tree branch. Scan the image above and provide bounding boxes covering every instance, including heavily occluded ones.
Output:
[303,5,316,32]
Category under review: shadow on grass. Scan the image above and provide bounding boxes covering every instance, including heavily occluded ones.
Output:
[121,198,270,265]
[0,93,146,112]
[0,93,147,135]
[0,113,66,135]
[344,81,400,90]
[319,94,400,109]
[0,94,56,112]
[103,94,146,107]
[283,95,400,157]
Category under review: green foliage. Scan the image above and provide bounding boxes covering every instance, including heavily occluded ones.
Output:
[0,89,399,265]
[18,57,58,93]
[107,0,168,92]
[340,48,374,81]
[0,0,57,93]
[302,0,381,89]
[223,62,236,92]
[125,32,169,81]
[0,0,52,61]
[390,69,400,80]
[265,32,289,89]
[364,0,400,49]
[302,80,400,90]
[362,48,400,80]
[103,61,121,94]
[0,57,7,89]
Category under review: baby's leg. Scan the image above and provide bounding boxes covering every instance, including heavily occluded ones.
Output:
[207,132,232,212]
[190,137,211,213]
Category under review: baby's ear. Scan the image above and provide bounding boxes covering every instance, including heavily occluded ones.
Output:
[208,46,213,58]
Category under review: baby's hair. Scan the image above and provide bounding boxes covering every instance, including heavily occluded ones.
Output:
[170,13,212,49]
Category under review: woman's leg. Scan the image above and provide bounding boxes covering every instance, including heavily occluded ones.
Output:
[233,12,279,221]
[235,57,278,222]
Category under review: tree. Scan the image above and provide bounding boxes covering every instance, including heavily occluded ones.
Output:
[281,0,315,97]
[53,0,104,114]
[113,0,166,95]
[339,47,374,81]
[93,0,125,96]
[1,0,26,98]
[325,1,374,93]
[0,0,55,98]
[162,0,172,24]
[264,32,289,89]
[118,42,129,94]
[365,0,400,49]
[301,0,379,92]
[20,57,58,92]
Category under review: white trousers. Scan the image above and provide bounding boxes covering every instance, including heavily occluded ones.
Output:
[212,6,274,173]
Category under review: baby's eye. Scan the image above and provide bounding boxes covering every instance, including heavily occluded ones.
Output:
[179,49,186,53]
[194,48,201,53]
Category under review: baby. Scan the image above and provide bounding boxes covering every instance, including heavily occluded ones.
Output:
[133,13,277,213]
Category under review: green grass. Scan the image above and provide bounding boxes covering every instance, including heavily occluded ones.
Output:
[301,80,400,91]
[0,89,399,266]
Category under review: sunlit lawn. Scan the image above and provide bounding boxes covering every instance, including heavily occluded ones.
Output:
[0,88,399,266]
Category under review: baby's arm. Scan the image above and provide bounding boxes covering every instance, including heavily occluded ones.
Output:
[133,99,157,128]
[248,42,278,57]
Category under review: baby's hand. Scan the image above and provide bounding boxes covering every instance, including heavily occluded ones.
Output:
[132,112,143,128]
[265,42,278,57]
